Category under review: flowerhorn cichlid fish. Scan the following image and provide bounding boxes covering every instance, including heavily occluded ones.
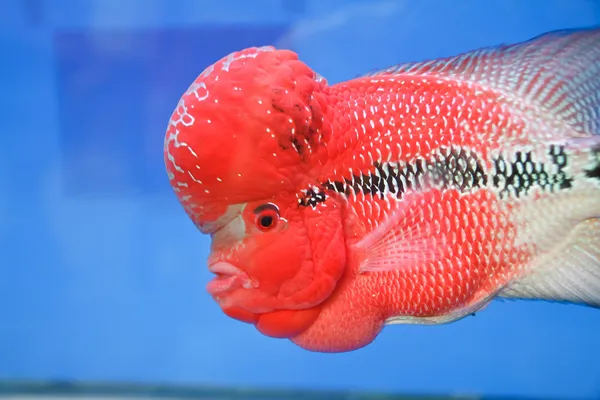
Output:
[164,28,600,353]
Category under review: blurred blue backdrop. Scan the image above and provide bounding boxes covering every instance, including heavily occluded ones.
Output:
[1,0,600,398]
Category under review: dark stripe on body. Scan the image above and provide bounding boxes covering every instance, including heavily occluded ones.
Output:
[322,146,487,200]
[299,145,578,206]
[492,145,573,198]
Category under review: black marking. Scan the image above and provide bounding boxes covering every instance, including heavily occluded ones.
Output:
[586,164,600,180]
[428,146,488,191]
[549,144,573,190]
[584,147,600,181]
[298,187,327,208]
[291,136,305,155]
[491,145,574,198]
[323,146,488,201]
[305,144,581,207]
[333,180,345,193]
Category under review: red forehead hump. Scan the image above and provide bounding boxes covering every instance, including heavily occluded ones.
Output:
[164,46,330,225]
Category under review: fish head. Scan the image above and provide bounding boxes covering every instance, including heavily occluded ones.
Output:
[164,47,347,340]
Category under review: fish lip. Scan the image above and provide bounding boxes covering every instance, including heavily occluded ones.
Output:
[208,261,244,276]
[206,261,257,297]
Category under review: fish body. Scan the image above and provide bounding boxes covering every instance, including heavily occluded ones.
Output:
[164,28,600,352]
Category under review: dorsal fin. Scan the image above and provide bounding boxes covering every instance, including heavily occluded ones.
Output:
[365,28,600,136]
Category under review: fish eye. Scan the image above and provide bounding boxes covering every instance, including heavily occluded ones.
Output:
[259,214,274,229]
[253,203,280,232]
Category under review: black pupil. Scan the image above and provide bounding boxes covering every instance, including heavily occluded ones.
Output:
[260,215,273,228]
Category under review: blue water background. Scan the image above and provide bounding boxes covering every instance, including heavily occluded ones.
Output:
[1,0,600,398]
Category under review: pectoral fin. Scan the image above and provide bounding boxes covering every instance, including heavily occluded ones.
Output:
[351,194,448,274]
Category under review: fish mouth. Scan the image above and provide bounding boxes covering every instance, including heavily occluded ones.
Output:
[206,261,255,297]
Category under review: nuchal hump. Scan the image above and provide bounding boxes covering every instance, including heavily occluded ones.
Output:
[164,46,336,227]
